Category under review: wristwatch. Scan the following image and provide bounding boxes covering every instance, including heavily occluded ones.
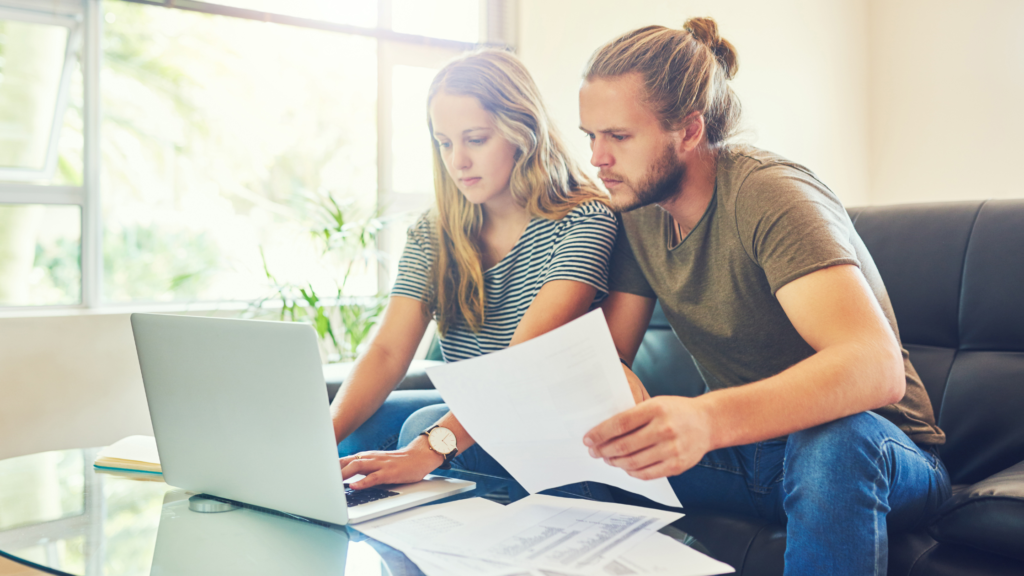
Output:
[419,425,458,470]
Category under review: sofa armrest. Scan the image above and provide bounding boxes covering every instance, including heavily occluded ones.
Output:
[928,458,1024,562]
[324,360,442,404]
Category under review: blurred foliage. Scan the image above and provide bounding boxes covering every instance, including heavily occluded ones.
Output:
[248,195,387,362]
[103,226,219,302]
[33,235,81,303]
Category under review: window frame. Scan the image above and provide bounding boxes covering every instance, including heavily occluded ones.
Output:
[0,0,517,313]
[0,6,83,182]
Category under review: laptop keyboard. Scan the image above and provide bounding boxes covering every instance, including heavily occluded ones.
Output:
[344,484,400,507]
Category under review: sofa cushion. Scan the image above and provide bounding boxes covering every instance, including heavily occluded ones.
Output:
[928,459,1024,562]
[848,202,980,350]
[958,200,1024,352]
[324,359,443,403]
[904,344,957,419]
[937,351,1024,484]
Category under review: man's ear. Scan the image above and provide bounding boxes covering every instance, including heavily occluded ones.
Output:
[679,112,705,153]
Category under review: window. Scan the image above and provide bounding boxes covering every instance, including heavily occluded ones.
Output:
[0,2,84,307]
[0,0,516,310]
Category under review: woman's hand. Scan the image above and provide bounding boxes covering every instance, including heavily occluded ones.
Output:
[339,440,444,490]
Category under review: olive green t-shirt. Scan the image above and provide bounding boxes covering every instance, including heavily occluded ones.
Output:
[610,145,944,446]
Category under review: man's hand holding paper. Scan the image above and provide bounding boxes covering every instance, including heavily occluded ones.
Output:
[584,395,714,480]
[425,309,681,508]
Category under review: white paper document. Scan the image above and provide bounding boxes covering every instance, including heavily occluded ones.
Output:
[357,496,730,576]
[422,494,683,575]
[425,309,681,508]
[599,533,735,575]
[537,533,735,576]
[356,498,529,576]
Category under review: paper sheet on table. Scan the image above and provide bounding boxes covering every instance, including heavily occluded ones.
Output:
[536,532,735,576]
[425,309,681,507]
[421,494,682,575]
[599,533,735,576]
[356,498,529,576]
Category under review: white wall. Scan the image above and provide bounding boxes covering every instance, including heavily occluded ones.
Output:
[0,306,431,461]
[0,313,151,461]
[519,0,1024,207]
[866,0,1024,205]
[518,0,872,205]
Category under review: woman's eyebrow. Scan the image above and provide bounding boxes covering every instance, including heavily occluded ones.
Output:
[433,126,491,138]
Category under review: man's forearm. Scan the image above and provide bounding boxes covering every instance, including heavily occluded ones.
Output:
[697,339,905,451]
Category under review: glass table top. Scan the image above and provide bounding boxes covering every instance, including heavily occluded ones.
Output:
[0,448,703,576]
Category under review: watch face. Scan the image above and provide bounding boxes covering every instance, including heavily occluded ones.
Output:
[428,427,457,455]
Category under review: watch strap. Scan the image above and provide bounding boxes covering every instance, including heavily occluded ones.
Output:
[419,425,458,470]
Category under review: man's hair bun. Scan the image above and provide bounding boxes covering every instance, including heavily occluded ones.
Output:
[584,17,742,145]
[684,17,739,80]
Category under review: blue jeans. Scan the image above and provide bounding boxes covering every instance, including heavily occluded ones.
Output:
[613,411,952,576]
[336,390,445,455]
[338,391,612,502]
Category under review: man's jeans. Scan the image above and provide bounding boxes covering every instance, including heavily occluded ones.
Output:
[616,410,952,576]
[337,390,612,502]
[339,392,951,576]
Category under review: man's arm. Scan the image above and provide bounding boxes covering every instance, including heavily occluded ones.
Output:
[584,264,905,479]
[601,290,656,403]
[601,290,657,365]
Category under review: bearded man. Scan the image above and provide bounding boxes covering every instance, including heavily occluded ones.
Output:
[579,18,951,576]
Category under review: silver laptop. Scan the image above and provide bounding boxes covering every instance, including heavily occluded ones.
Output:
[131,313,474,525]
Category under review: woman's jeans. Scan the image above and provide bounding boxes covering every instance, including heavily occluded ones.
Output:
[337,390,612,502]
[341,393,951,576]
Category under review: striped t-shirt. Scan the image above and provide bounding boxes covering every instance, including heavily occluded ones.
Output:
[392,201,617,362]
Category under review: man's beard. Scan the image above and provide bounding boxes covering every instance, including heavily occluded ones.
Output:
[608,144,686,213]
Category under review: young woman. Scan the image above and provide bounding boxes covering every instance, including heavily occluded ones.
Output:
[329,50,618,500]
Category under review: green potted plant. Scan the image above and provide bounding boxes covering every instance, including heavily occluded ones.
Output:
[247,194,387,363]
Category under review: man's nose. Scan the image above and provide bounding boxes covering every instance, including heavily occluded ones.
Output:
[590,138,611,168]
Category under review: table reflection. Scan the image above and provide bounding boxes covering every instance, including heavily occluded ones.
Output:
[0,449,429,575]
[150,491,349,575]
[0,449,702,576]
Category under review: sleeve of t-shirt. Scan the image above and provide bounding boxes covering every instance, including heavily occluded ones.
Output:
[540,202,618,299]
[390,214,434,303]
[607,215,657,298]
[735,164,861,294]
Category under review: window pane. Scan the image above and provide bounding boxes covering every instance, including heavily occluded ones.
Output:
[208,0,377,28]
[101,1,378,304]
[0,19,70,173]
[392,0,479,43]
[384,64,441,290]
[52,58,84,187]
[0,204,81,306]
[391,65,439,195]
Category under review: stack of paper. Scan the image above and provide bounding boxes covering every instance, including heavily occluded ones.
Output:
[356,496,734,576]
[93,435,162,474]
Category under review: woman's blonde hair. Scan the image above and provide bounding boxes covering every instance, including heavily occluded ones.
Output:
[425,49,607,336]
[584,17,741,145]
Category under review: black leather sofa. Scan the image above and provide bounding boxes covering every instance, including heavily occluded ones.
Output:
[629,200,1024,575]
[327,199,1024,575]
